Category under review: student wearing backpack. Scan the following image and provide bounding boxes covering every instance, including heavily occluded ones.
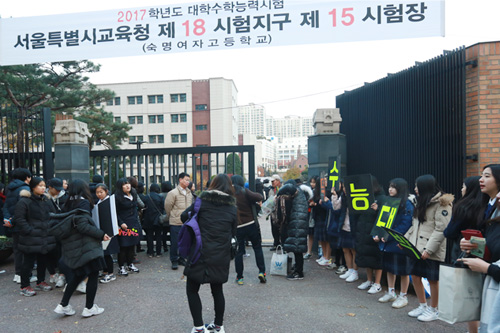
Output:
[181,174,237,333]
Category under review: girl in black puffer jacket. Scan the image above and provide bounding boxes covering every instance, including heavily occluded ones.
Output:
[15,176,57,296]
[50,179,109,317]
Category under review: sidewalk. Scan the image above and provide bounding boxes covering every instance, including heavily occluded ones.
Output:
[0,244,466,333]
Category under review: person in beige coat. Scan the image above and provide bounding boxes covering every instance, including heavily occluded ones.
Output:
[165,172,193,270]
[405,174,453,322]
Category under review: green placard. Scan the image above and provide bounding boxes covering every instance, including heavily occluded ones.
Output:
[382,227,422,260]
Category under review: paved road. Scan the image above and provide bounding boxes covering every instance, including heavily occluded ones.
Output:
[0,218,467,333]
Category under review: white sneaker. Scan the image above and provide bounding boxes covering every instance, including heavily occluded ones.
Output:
[82,304,104,317]
[335,265,348,274]
[339,270,351,280]
[315,256,324,263]
[190,326,208,333]
[206,322,225,332]
[346,271,359,283]
[13,274,21,284]
[326,262,337,270]
[417,307,439,322]
[378,291,397,303]
[358,280,373,290]
[49,273,59,284]
[392,295,409,309]
[408,304,428,318]
[76,281,87,294]
[368,283,382,294]
[319,258,332,266]
[54,304,76,316]
[55,275,66,288]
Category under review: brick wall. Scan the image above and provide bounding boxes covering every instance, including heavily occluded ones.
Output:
[466,41,500,176]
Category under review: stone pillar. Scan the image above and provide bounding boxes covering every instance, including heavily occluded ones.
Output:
[308,108,347,179]
[53,116,90,182]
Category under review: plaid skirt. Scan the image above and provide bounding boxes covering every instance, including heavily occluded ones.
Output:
[314,217,328,242]
[338,230,355,249]
[409,257,441,281]
[383,252,411,276]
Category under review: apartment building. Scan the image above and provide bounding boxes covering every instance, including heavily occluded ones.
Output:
[96,77,238,149]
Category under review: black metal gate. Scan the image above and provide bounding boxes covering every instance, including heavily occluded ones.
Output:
[89,145,255,192]
[0,106,53,184]
[336,47,466,197]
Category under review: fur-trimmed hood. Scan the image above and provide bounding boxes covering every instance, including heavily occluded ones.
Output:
[199,190,236,206]
[430,192,454,206]
[19,189,31,198]
[299,184,313,201]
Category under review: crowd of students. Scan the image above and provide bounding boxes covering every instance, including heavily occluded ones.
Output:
[265,165,499,333]
[2,165,500,333]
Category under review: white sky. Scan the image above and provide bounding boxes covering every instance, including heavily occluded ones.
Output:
[1,0,500,118]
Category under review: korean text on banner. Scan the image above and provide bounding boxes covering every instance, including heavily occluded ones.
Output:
[0,1,445,65]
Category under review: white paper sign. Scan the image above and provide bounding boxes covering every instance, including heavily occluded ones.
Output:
[0,0,444,65]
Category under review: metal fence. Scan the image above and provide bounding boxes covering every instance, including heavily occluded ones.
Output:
[336,47,466,197]
[0,106,53,184]
[89,145,256,192]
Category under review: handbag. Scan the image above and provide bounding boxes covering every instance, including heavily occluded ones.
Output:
[270,245,288,276]
[148,195,168,226]
[438,263,483,324]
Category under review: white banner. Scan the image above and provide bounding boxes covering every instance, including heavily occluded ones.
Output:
[0,0,444,66]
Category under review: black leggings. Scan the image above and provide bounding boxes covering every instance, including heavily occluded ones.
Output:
[104,255,114,274]
[186,278,225,327]
[60,270,99,309]
[118,246,135,267]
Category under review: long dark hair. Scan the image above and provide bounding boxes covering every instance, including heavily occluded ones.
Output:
[451,176,482,229]
[371,175,384,196]
[389,178,409,211]
[413,174,443,223]
[231,174,245,195]
[208,174,235,196]
[115,177,137,202]
[310,175,321,201]
[64,179,94,210]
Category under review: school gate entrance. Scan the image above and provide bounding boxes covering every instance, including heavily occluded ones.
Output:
[336,47,467,197]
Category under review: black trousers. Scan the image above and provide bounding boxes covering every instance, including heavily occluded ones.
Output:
[145,226,163,255]
[60,270,99,309]
[21,252,47,288]
[186,278,225,327]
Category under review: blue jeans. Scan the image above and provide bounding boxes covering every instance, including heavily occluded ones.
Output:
[235,222,266,279]
[169,225,182,263]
